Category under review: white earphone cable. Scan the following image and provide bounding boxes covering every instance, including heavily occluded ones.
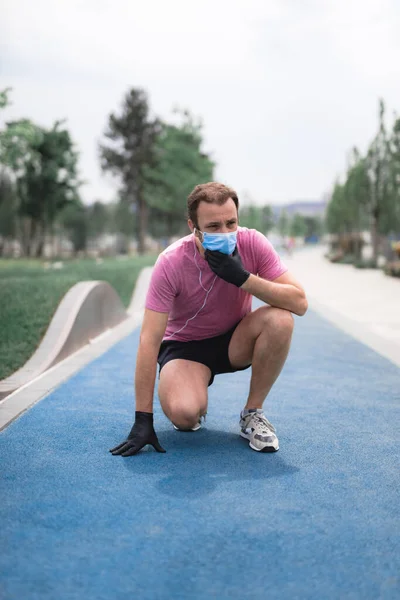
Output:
[163,235,217,340]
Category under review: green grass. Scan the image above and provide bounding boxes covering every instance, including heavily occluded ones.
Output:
[0,255,157,380]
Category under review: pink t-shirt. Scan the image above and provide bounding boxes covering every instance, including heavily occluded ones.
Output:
[145,227,288,342]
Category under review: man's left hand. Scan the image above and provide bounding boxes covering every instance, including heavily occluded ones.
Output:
[205,248,250,287]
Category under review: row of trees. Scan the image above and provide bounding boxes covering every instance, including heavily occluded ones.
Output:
[0,85,324,258]
[239,203,323,240]
[326,100,400,264]
[0,87,215,256]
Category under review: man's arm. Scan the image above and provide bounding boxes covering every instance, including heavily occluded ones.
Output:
[109,308,169,456]
[135,309,169,412]
[205,248,308,316]
[241,271,308,316]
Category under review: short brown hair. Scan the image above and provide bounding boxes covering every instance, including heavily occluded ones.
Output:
[187,182,239,227]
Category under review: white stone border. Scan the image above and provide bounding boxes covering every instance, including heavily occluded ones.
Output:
[0,267,153,431]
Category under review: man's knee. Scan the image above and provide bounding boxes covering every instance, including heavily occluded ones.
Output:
[259,306,294,338]
[164,398,203,430]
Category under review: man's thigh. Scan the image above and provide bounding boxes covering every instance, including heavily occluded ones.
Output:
[228,306,276,368]
[158,359,210,419]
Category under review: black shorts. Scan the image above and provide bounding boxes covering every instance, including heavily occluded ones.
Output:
[157,322,251,386]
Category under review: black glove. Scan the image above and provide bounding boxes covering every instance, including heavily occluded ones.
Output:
[205,247,250,287]
[110,411,166,456]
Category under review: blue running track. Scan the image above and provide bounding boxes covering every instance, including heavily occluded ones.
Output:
[1,305,399,599]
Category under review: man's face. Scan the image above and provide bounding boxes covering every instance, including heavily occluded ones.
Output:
[190,198,238,237]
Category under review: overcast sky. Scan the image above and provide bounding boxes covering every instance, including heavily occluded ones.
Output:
[2,0,400,206]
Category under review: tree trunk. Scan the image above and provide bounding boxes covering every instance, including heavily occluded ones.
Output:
[35,222,46,257]
[370,212,379,266]
[137,195,148,254]
[168,213,174,238]
[21,217,33,257]
[29,219,38,257]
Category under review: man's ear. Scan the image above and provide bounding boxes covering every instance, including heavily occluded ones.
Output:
[188,220,201,236]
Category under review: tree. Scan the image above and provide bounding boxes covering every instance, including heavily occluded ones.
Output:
[111,197,137,253]
[99,88,161,253]
[325,99,400,264]
[0,113,81,256]
[59,202,88,254]
[260,205,274,233]
[239,205,259,230]
[383,116,400,235]
[278,209,289,237]
[143,110,214,237]
[87,200,109,240]
[0,169,18,255]
[366,100,393,264]
[344,149,370,235]
[290,213,307,237]
[239,204,273,234]
[0,87,12,109]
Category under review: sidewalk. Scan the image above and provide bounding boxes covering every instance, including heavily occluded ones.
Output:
[285,246,400,366]
[0,254,399,599]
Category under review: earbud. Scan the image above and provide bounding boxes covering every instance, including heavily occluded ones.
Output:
[194,227,203,242]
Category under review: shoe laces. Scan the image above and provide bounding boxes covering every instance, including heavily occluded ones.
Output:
[247,412,276,434]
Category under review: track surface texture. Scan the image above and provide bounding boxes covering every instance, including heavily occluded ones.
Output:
[1,303,399,600]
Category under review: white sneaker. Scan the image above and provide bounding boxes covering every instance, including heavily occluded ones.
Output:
[172,413,206,432]
[239,409,279,452]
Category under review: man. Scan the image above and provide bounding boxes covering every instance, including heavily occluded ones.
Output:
[111,182,308,457]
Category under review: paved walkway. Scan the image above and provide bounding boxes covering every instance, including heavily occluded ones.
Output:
[0,251,399,599]
[285,246,400,366]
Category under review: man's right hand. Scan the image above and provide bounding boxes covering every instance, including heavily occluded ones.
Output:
[110,411,166,456]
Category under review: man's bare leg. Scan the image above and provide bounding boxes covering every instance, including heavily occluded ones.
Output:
[229,306,294,408]
[158,359,210,430]
[228,306,294,451]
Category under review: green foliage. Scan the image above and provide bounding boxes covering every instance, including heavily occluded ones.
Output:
[0,255,157,380]
[87,201,110,239]
[326,152,370,236]
[278,209,289,236]
[239,205,259,230]
[111,199,136,238]
[0,118,43,177]
[0,104,82,256]
[354,258,379,269]
[290,213,307,237]
[0,87,12,109]
[326,181,345,234]
[383,116,400,234]
[143,110,215,236]
[99,88,161,253]
[384,260,400,277]
[0,169,18,239]
[326,99,400,265]
[59,202,88,253]
[239,205,273,233]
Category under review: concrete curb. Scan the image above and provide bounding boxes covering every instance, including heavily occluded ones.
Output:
[0,268,153,431]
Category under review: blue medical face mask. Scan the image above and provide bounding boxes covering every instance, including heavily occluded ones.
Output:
[196,229,237,255]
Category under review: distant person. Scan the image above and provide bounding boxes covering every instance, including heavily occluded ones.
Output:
[111,182,308,457]
[287,236,295,257]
